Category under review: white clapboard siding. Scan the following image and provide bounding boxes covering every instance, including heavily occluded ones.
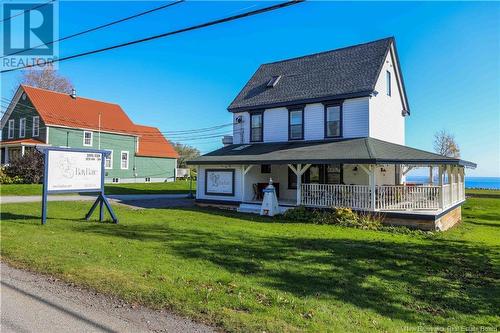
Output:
[263,107,288,142]
[304,103,325,140]
[233,97,370,144]
[343,97,369,138]
[369,47,406,145]
[233,112,249,144]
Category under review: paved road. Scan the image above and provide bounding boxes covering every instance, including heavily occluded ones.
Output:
[1,194,195,209]
[0,263,215,333]
[0,194,189,204]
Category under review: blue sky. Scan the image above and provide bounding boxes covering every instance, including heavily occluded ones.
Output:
[1,1,499,176]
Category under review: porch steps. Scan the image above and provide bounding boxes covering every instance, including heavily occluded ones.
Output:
[237,203,293,215]
[237,203,262,214]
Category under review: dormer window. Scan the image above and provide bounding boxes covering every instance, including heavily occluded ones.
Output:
[266,75,281,88]
[325,103,342,138]
[288,108,304,140]
[386,70,391,96]
[250,112,263,142]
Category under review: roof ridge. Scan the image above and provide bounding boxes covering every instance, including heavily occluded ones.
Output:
[21,84,121,107]
[261,37,394,66]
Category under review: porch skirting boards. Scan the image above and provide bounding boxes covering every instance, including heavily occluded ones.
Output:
[378,203,463,231]
[195,199,464,231]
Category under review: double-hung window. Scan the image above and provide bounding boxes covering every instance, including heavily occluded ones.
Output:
[250,112,263,142]
[19,118,26,138]
[386,70,391,96]
[8,119,14,139]
[105,150,113,169]
[121,151,129,170]
[288,108,304,140]
[32,116,39,137]
[325,104,342,138]
[83,131,93,146]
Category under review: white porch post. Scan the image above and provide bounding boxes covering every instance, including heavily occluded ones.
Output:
[297,165,302,206]
[288,163,311,206]
[21,145,25,156]
[369,165,376,211]
[429,166,433,185]
[242,165,253,202]
[359,164,376,211]
[4,146,9,164]
[438,165,444,209]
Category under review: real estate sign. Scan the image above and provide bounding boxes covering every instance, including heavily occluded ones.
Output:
[39,147,118,225]
[47,150,102,191]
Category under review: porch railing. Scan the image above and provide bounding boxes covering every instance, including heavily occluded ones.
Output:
[376,185,440,211]
[301,184,372,210]
[301,183,465,211]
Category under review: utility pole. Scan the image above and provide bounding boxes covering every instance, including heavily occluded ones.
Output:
[98,112,101,149]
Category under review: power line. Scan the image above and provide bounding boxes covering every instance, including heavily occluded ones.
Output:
[0,0,304,73]
[1,1,185,59]
[0,0,56,23]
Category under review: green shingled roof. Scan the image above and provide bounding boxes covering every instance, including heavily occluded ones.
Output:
[187,138,476,168]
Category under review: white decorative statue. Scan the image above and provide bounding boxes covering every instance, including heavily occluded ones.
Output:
[260,178,280,216]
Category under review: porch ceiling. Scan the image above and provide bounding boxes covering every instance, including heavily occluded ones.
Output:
[187,137,476,168]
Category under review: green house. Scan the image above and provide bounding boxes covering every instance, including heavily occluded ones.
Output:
[0,85,178,183]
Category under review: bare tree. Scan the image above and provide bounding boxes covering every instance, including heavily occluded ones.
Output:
[17,64,73,93]
[433,130,461,158]
[172,142,201,168]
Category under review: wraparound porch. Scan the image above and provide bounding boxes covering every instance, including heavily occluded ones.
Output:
[239,163,465,214]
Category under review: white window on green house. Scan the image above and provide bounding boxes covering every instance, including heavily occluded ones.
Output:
[121,151,129,170]
[105,150,113,169]
[32,116,39,137]
[8,119,14,138]
[83,131,93,146]
[19,118,26,138]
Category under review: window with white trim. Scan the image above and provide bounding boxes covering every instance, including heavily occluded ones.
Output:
[8,119,14,139]
[120,151,129,170]
[32,116,40,137]
[83,131,93,146]
[105,150,113,169]
[19,118,26,138]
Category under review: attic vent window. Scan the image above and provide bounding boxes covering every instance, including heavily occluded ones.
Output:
[232,145,250,151]
[266,75,281,88]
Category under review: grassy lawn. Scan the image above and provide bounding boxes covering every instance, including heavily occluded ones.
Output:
[1,195,499,332]
[0,180,194,196]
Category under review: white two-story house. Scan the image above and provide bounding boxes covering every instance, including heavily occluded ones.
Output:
[188,37,475,231]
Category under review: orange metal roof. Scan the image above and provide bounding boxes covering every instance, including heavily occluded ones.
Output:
[21,85,178,159]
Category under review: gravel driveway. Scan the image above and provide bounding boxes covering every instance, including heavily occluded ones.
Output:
[0,262,215,333]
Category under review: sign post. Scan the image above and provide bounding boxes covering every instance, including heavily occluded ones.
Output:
[38,147,118,225]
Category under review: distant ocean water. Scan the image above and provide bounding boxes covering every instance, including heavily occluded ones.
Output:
[406,176,500,190]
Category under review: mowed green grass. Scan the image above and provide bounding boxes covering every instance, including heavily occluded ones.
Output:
[0,180,194,196]
[1,196,499,332]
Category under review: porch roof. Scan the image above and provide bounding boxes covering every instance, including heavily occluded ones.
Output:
[0,138,47,147]
[187,138,476,168]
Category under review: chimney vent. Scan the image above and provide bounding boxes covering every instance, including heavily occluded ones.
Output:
[70,88,76,99]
